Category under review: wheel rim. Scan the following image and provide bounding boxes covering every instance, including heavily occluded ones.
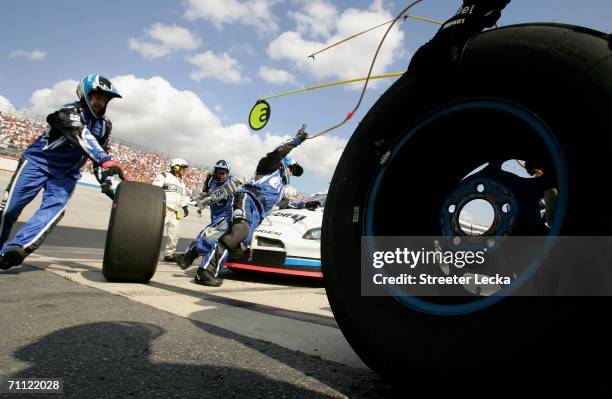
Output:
[363,98,569,315]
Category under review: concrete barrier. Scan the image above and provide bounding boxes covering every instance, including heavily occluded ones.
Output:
[0,156,18,172]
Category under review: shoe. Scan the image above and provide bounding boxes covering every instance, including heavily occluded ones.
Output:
[194,267,223,287]
[163,254,176,262]
[0,247,26,270]
[176,248,198,270]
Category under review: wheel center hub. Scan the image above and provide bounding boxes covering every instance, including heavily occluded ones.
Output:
[442,176,518,237]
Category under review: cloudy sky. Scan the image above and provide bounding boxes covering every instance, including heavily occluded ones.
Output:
[0,0,610,193]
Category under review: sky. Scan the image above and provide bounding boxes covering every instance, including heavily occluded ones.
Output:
[0,0,610,195]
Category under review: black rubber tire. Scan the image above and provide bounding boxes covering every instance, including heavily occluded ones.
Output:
[323,24,612,390]
[103,181,166,283]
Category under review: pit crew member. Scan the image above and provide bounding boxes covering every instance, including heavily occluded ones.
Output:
[0,75,124,270]
[153,158,190,262]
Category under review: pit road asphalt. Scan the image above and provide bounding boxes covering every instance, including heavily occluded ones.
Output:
[0,172,391,398]
[0,265,390,398]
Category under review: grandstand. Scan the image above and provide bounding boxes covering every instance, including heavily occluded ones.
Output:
[0,108,210,193]
[0,108,311,201]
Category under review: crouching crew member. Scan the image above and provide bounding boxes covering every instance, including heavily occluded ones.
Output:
[176,159,241,269]
[194,127,307,287]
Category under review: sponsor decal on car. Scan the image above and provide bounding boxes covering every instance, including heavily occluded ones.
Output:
[270,212,306,224]
[255,229,282,236]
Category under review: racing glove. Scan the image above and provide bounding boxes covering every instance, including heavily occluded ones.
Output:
[223,180,242,198]
[304,200,320,210]
[408,0,511,74]
[183,206,189,217]
[296,124,308,143]
[101,160,125,181]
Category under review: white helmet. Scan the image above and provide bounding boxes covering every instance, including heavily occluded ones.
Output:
[170,158,189,169]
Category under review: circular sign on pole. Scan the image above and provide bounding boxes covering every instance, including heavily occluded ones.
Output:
[249,100,271,131]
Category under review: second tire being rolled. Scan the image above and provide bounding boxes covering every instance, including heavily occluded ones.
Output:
[102,181,166,283]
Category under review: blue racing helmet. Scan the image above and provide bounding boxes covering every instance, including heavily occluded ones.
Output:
[281,156,303,184]
[76,75,122,118]
[214,159,230,174]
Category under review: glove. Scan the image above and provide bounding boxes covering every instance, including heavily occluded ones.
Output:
[408,0,510,74]
[456,1,508,30]
[101,183,114,200]
[101,160,125,180]
[304,200,320,210]
[296,124,308,143]
[183,206,189,217]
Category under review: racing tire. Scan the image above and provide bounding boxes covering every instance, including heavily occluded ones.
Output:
[323,24,612,391]
[103,181,166,283]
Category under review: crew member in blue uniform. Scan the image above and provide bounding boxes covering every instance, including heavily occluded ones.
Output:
[203,160,236,224]
[194,127,308,286]
[0,75,124,270]
[176,159,240,269]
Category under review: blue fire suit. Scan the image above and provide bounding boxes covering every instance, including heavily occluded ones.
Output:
[204,174,237,224]
[0,101,113,256]
[198,135,304,276]
[191,175,238,255]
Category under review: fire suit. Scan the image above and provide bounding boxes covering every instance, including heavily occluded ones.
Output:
[152,171,189,257]
[198,135,305,277]
[0,101,114,258]
[189,174,239,257]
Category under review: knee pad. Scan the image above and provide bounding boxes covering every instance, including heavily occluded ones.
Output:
[220,220,249,250]
[232,192,247,222]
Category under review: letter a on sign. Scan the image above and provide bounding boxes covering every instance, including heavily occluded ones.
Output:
[249,100,271,131]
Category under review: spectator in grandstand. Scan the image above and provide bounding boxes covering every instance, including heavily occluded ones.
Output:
[2,111,210,192]
[0,111,44,150]
[152,158,191,262]
[0,75,124,270]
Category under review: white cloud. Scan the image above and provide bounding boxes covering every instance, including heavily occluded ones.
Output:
[0,94,16,113]
[258,66,297,85]
[268,1,405,85]
[183,0,280,34]
[8,49,46,60]
[186,51,247,84]
[290,133,346,177]
[288,0,338,39]
[129,23,201,59]
[24,80,77,116]
[19,75,345,181]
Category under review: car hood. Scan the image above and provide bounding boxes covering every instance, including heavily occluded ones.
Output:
[258,208,323,236]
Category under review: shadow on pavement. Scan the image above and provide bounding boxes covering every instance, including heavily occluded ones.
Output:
[10,321,341,398]
[186,313,389,399]
[16,261,389,396]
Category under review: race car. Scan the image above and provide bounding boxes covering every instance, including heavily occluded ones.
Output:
[197,193,325,278]
[225,193,325,278]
